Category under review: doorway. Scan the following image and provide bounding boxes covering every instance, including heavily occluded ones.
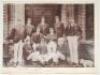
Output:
[25,4,61,27]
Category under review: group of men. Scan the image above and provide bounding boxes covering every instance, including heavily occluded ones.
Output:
[6,16,82,66]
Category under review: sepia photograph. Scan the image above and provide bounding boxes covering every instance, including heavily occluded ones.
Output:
[3,4,94,67]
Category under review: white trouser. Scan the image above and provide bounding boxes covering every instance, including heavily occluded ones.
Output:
[47,41,63,63]
[27,51,47,64]
[67,36,79,64]
[13,41,24,64]
[58,37,65,47]
[46,51,65,63]
[27,51,41,61]
[32,43,40,51]
[31,43,47,64]
[56,51,65,61]
[47,41,57,53]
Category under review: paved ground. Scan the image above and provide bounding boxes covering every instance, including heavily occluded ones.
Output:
[3,41,94,67]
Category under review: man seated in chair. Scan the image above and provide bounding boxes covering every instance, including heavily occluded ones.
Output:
[46,28,66,64]
[31,27,44,51]
[27,27,45,64]
[46,28,57,63]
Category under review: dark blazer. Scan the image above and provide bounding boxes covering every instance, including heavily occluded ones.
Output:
[65,24,82,36]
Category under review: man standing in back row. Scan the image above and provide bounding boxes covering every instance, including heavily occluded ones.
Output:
[37,16,49,36]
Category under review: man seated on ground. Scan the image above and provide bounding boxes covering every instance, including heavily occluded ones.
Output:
[57,37,66,61]
[23,34,32,64]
